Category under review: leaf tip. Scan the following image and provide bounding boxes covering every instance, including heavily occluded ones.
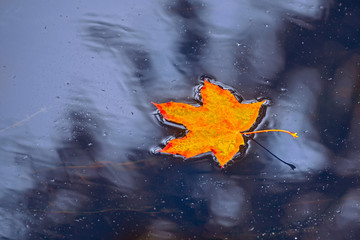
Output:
[203,78,212,86]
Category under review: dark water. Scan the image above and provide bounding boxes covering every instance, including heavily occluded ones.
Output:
[0,1,359,239]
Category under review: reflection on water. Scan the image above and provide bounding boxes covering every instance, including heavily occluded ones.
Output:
[0,0,359,239]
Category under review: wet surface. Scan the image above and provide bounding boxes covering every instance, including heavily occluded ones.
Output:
[0,0,359,239]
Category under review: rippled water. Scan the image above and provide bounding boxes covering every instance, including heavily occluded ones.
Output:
[1,1,359,239]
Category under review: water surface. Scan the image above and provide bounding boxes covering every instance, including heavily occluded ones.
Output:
[0,1,359,239]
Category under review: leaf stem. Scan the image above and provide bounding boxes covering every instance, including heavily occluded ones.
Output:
[248,136,296,170]
[242,129,298,138]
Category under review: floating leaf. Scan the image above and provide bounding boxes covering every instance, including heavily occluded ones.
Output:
[153,79,297,167]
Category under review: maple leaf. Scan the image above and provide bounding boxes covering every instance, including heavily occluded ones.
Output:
[153,79,297,167]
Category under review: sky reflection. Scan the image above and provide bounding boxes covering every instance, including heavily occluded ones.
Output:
[1,0,359,239]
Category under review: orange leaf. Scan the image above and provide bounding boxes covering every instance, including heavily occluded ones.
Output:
[153,79,296,167]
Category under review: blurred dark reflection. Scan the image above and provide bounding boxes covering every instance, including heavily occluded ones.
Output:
[1,0,360,239]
